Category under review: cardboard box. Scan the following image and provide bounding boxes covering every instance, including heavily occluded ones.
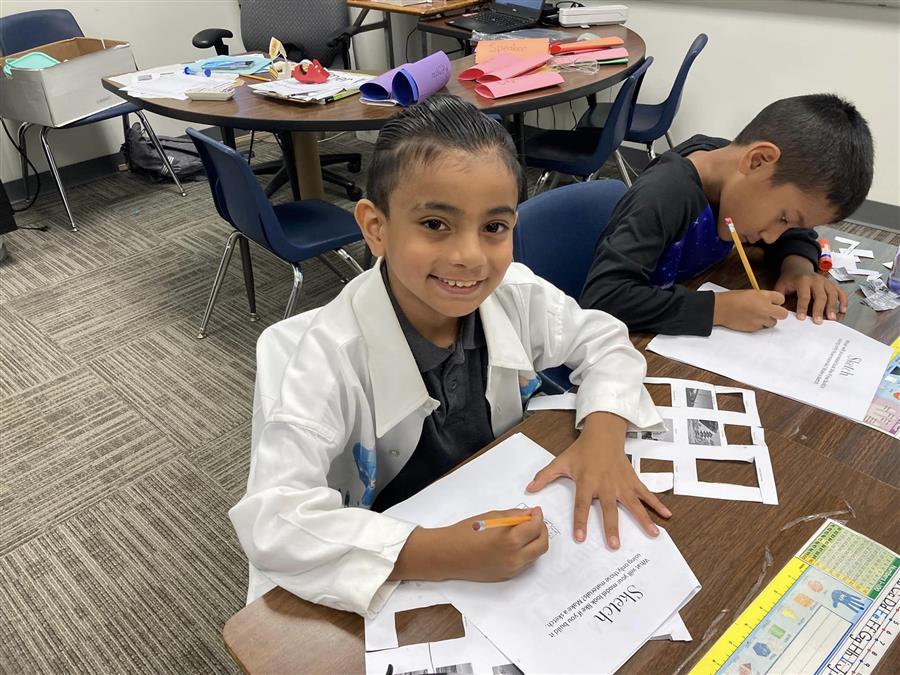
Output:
[0,37,136,128]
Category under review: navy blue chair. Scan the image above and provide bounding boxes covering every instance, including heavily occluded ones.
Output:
[578,34,708,161]
[0,9,184,231]
[187,129,364,338]
[515,179,629,391]
[522,57,653,192]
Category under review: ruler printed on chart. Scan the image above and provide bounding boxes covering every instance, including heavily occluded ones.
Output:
[690,520,899,675]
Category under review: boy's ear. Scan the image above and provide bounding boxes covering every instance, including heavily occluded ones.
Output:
[739,142,782,176]
[354,199,387,258]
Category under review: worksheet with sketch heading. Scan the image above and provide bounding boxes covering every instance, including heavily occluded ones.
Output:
[386,433,701,674]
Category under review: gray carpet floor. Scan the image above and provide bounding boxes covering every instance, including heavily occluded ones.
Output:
[0,132,896,674]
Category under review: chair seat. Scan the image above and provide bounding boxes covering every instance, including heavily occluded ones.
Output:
[273,199,362,263]
[59,102,143,129]
[577,101,668,144]
[522,125,603,176]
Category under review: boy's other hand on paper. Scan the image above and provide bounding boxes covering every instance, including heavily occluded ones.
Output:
[390,508,548,583]
[525,412,671,550]
[713,289,789,331]
[774,255,848,323]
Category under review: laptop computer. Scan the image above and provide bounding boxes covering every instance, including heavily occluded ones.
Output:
[447,0,544,35]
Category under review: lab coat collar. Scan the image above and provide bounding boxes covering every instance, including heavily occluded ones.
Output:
[352,259,532,437]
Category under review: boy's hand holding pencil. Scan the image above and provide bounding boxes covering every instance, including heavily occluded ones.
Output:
[389,508,549,583]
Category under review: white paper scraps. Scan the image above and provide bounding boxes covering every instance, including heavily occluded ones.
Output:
[647,283,893,427]
[648,611,692,642]
[627,378,777,505]
[526,392,576,411]
[829,268,854,282]
[385,433,700,675]
[884,261,894,270]
[851,249,874,259]
[834,236,860,250]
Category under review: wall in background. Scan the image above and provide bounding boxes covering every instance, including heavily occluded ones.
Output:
[2,0,897,210]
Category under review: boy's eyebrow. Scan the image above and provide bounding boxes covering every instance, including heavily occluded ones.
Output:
[414,202,517,217]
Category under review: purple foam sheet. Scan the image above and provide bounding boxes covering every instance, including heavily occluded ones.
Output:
[392,51,451,106]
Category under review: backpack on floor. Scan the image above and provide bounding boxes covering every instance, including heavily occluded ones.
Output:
[121,123,206,182]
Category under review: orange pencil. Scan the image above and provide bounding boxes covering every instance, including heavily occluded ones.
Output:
[472,515,532,531]
[725,217,760,291]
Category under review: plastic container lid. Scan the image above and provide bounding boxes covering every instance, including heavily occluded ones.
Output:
[3,51,61,77]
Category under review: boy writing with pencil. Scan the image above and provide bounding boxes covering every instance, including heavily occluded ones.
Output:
[229,96,667,616]
[580,94,874,334]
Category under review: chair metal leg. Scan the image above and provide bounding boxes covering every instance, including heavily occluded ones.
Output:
[135,110,186,197]
[646,142,656,161]
[532,170,552,196]
[38,127,77,231]
[614,150,633,188]
[665,131,675,149]
[334,247,365,276]
[238,237,258,321]
[319,254,349,283]
[284,264,304,320]
[197,231,240,339]
[17,122,32,201]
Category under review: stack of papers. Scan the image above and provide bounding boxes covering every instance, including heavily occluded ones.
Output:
[368,433,701,674]
[249,70,373,104]
[114,67,239,101]
[648,283,894,435]
[829,235,881,281]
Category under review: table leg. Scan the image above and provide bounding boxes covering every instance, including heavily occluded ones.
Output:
[420,25,429,57]
[383,12,395,68]
[290,131,325,200]
[222,127,237,149]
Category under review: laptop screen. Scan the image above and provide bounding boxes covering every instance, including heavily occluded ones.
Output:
[494,0,544,19]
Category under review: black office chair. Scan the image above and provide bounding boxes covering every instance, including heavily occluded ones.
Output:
[192,0,378,200]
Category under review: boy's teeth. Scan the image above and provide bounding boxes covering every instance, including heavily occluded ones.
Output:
[441,278,477,287]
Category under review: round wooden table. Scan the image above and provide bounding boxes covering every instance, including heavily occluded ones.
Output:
[103,25,645,200]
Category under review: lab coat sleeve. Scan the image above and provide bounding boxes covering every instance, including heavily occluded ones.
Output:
[522,272,662,431]
[230,346,417,617]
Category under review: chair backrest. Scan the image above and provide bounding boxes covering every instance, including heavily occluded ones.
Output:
[514,179,628,299]
[239,0,350,67]
[587,57,653,170]
[186,128,292,255]
[644,34,708,140]
[0,9,82,56]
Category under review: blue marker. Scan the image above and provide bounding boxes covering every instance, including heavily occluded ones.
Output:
[183,65,212,77]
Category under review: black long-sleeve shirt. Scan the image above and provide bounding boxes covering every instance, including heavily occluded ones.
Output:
[579,135,820,336]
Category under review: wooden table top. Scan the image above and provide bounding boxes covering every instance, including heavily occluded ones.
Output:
[101,25,645,132]
[348,0,482,17]
[224,228,899,673]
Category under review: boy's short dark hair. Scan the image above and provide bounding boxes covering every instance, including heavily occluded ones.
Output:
[366,95,525,214]
[733,94,874,221]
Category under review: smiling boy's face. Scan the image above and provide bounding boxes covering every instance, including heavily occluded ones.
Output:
[715,143,837,245]
[355,148,519,344]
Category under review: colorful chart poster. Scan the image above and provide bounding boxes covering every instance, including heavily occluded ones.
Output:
[691,520,899,675]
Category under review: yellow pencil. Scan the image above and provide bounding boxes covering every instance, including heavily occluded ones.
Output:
[472,515,532,531]
[726,217,760,291]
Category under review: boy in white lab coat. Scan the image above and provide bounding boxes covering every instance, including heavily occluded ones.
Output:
[230,95,668,617]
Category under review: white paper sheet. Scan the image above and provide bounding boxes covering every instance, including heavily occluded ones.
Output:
[648,611,692,642]
[364,642,431,675]
[647,283,892,425]
[365,582,450,651]
[528,377,778,504]
[385,434,700,674]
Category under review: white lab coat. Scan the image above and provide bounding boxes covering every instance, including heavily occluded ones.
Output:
[229,259,662,617]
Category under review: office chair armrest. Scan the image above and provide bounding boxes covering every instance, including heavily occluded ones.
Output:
[325,21,365,51]
[192,28,233,55]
